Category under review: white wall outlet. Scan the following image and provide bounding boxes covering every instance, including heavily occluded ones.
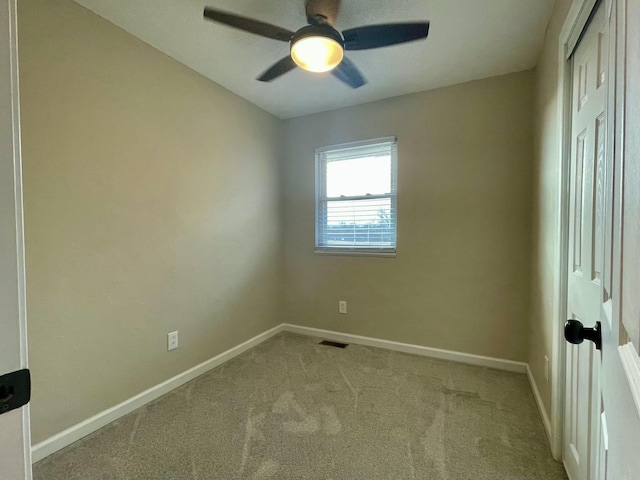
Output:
[168,331,179,351]
[339,301,347,314]
[544,355,549,381]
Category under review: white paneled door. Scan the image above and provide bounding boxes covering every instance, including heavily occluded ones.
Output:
[564,1,640,479]
[0,0,31,479]
[564,3,608,478]
[603,0,640,477]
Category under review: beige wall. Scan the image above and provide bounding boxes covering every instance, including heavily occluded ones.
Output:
[529,0,572,419]
[19,0,544,447]
[19,0,283,443]
[282,71,534,361]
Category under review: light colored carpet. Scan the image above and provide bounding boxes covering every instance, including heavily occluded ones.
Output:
[33,332,567,479]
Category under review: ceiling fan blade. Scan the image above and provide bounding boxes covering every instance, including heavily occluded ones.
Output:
[343,22,430,50]
[332,57,367,89]
[305,0,341,26]
[257,56,297,82]
[203,7,294,42]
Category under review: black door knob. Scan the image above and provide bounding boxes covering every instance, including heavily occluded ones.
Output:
[564,319,602,350]
[0,369,30,416]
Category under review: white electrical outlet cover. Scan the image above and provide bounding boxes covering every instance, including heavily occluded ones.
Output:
[168,331,179,351]
[339,301,347,314]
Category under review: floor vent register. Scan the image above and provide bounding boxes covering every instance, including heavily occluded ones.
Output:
[319,340,349,348]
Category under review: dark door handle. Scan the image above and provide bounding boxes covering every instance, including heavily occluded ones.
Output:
[564,319,602,350]
[0,369,30,415]
[0,386,14,403]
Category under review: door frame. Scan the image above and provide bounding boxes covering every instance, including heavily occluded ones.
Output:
[551,0,607,461]
[0,0,32,477]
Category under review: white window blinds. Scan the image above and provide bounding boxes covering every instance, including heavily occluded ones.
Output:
[315,137,397,254]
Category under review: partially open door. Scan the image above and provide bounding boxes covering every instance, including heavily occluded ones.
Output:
[0,0,32,478]
[600,0,640,478]
[563,1,640,479]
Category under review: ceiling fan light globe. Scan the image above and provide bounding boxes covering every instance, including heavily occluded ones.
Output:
[291,36,344,73]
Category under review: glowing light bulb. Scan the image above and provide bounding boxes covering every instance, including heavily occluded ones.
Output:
[291,36,344,73]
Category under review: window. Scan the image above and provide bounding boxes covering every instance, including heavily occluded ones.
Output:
[315,137,397,256]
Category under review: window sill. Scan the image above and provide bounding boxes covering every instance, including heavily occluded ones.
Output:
[314,249,397,258]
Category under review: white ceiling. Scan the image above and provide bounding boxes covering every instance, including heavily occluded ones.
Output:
[73,0,555,119]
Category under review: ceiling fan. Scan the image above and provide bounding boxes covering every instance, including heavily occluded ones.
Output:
[203,0,430,88]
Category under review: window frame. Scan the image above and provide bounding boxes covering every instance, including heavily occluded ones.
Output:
[314,136,398,257]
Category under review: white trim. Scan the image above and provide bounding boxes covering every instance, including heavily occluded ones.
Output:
[550,0,602,461]
[282,324,527,373]
[12,0,33,469]
[7,0,26,369]
[315,136,397,155]
[565,0,599,58]
[31,324,285,463]
[527,365,553,442]
[314,250,396,258]
[1,0,32,477]
[618,343,640,418]
[31,323,546,463]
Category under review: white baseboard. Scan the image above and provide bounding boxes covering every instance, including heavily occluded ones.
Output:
[282,324,528,373]
[31,324,285,463]
[526,364,552,443]
[32,322,533,463]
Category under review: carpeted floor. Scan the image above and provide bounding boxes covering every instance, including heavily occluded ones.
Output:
[33,332,567,479]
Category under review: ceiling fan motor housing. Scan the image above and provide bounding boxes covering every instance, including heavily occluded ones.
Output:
[291,24,344,48]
